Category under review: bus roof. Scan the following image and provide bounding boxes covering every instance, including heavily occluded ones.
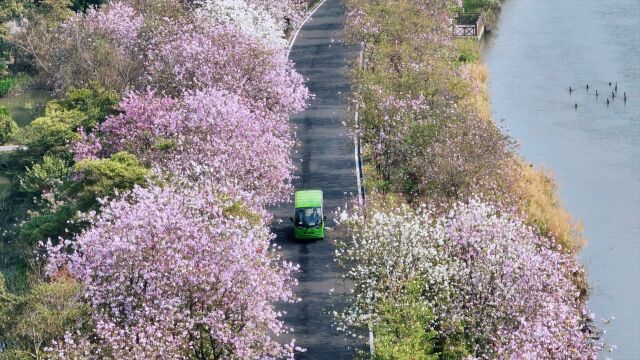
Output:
[294,190,323,208]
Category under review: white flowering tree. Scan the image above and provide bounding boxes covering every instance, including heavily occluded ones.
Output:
[194,0,287,47]
[334,199,606,359]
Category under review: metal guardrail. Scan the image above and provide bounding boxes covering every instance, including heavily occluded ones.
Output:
[456,12,480,25]
[454,24,478,36]
[453,12,485,38]
[354,43,372,354]
[354,46,366,208]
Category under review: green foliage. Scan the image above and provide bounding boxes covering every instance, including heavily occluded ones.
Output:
[372,284,440,360]
[0,0,25,20]
[69,0,106,13]
[7,0,74,77]
[223,201,263,226]
[0,74,29,97]
[54,84,120,128]
[365,281,472,360]
[28,0,74,17]
[462,0,502,29]
[153,137,177,151]
[12,152,148,248]
[454,38,480,64]
[462,0,501,12]
[14,84,119,164]
[0,0,24,55]
[0,273,90,359]
[0,105,18,144]
[15,105,82,162]
[19,155,69,194]
[0,86,137,294]
[1,152,147,286]
[15,205,77,247]
[71,151,149,208]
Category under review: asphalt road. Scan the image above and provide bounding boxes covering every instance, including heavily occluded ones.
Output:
[270,0,362,358]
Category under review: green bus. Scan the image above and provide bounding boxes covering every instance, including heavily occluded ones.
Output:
[290,189,325,240]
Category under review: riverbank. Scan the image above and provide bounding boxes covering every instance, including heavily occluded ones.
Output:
[333,0,603,356]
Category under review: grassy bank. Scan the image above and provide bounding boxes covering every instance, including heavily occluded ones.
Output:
[454,40,586,253]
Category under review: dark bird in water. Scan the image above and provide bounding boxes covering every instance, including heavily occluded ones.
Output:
[596,89,599,97]
[569,86,573,94]
[586,84,589,90]
[574,103,578,109]
[624,92,627,102]
[612,91,615,99]
[615,82,618,92]
[607,98,610,106]
[609,82,612,86]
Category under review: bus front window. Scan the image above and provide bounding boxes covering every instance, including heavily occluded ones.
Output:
[295,207,322,228]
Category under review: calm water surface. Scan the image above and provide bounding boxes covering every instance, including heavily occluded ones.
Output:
[484,0,640,357]
[0,89,51,127]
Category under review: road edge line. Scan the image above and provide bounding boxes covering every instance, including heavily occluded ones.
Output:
[287,0,328,57]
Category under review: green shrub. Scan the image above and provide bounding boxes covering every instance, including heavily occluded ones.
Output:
[0,74,29,97]
[0,76,15,97]
[71,151,149,209]
[462,0,503,29]
[0,274,90,358]
[19,155,70,194]
[54,83,120,128]
[371,290,440,359]
[367,281,472,359]
[0,86,130,295]
[455,38,480,64]
[13,152,149,247]
[0,105,18,144]
[463,0,501,13]
[14,205,77,247]
[16,108,82,161]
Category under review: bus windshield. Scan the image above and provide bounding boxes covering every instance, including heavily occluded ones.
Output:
[295,207,323,228]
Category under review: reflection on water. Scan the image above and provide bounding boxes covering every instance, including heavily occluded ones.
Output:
[483,0,640,357]
[0,89,51,127]
[0,88,50,186]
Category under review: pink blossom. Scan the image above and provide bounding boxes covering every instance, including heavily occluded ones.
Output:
[86,87,295,206]
[48,184,300,359]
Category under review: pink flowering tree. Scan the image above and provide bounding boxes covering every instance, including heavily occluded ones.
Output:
[46,183,300,359]
[77,88,295,206]
[143,20,308,115]
[64,1,309,207]
[39,1,309,356]
[46,0,309,114]
[46,1,145,93]
[345,0,456,46]
[334,199,606,358]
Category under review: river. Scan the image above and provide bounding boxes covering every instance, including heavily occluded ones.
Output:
[483,0,640,358]
[0,89,50,127]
